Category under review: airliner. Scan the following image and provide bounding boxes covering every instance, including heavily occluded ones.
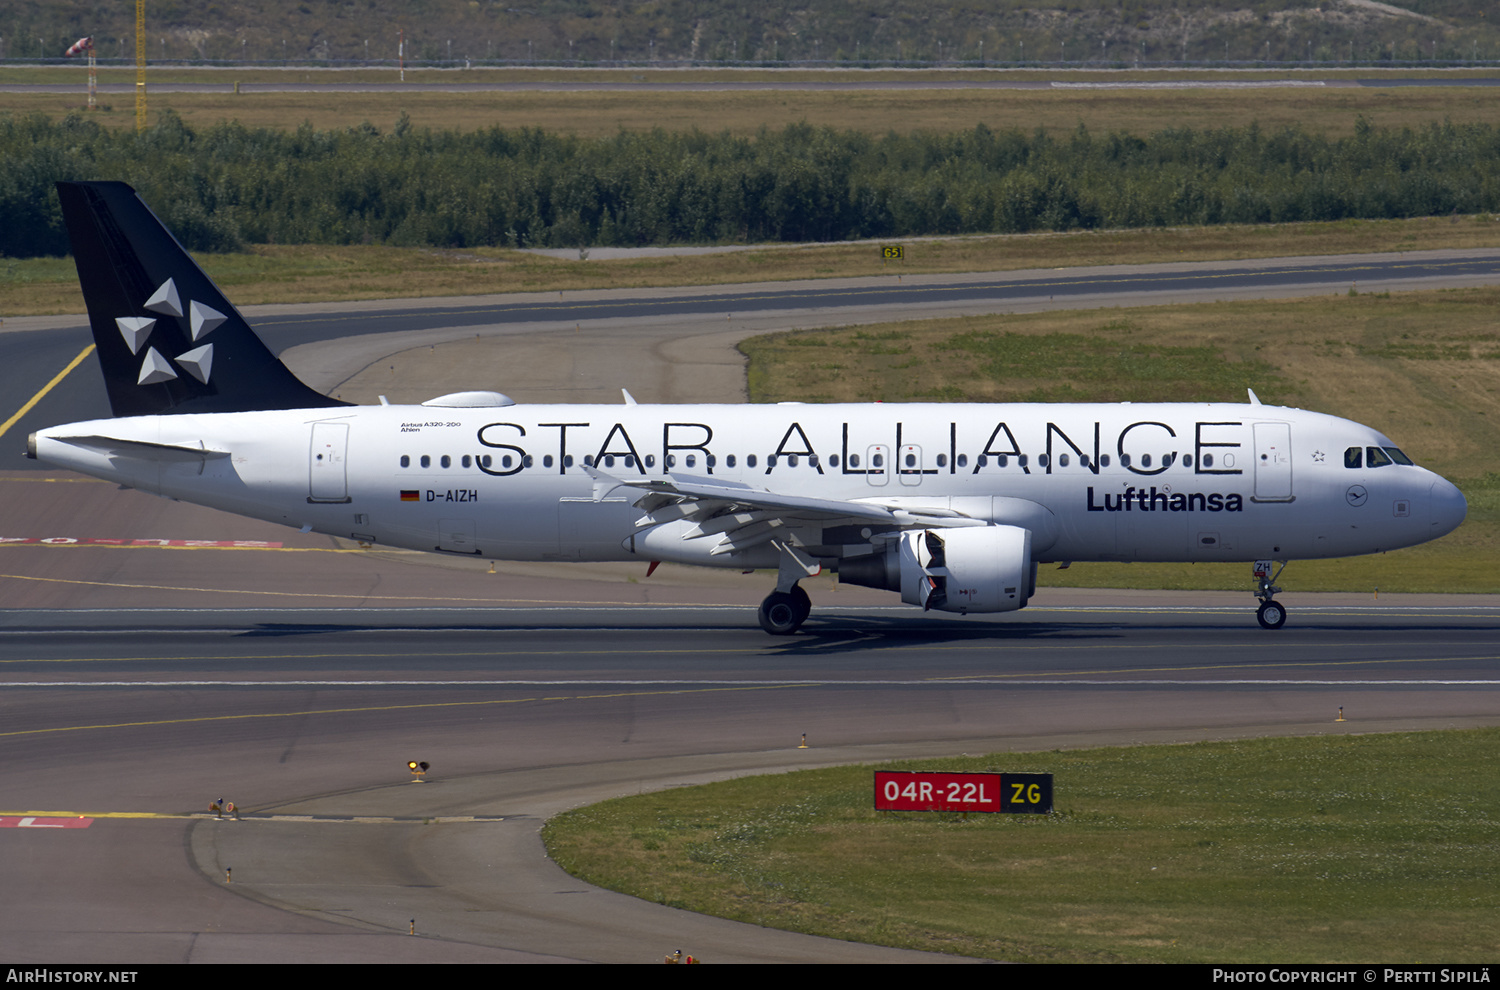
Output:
[28,182,1468,633]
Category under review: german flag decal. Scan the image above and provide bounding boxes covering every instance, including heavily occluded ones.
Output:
[400,490,420,502]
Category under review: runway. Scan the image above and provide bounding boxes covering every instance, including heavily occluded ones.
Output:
[5,598,1500,963]
[3,248,1499,962]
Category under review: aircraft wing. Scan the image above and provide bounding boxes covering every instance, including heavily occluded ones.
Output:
[587,468,984,556]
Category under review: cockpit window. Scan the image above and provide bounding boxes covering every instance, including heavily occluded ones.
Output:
[1366,446,1393,468]
[1384,447,1414,466]
[1344,447,1363,469]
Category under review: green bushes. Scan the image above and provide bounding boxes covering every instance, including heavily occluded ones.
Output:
[6,111,1500,257]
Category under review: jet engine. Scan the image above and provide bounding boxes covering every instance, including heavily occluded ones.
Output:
[839,525,1035,613]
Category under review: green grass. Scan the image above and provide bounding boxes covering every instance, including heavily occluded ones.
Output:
[10,82,1500,143]
[543,729,1500,962]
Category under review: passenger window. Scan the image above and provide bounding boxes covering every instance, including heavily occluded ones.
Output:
[826,455,836,467]
[936,454,947,467]
[1366,446,1392,468]
[956,454,967,467]
[747,454,757,468]
[849,454,859,468]
[420,455,431,468]
[462,455,471,468]
[1345,447,1363,469]
[1120,453,1131,467]
[623,455,634,468]
[1202,454,1214,468]
[768,455,778,468]
[501,455,512,468]
[786,455,796,467]
[904,453,915,467]
[1038,454,1049,468]
[400,455,410,468]
[564,455,573,468]
[726,454,736,468]
[1058,453,1069,467]
[686,455,697,468]
[996,454,1007,467]
[481,454,492,468]
[1141,454,1152,468]
[872,453,883,468]
[1018,454,1028,468]
[544,455,554,468]
[523,455,534,468]
[1101,454,1111,467]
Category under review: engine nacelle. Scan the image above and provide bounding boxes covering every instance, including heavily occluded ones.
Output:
[841,525,1034,614]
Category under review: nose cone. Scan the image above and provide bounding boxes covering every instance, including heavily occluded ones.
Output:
[1429,478,1468,539]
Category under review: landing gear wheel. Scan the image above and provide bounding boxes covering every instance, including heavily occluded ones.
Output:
[1257,599,1287,630]
[759,590,808,636]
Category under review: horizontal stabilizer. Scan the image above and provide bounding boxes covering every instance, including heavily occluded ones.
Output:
[55,434,230,462]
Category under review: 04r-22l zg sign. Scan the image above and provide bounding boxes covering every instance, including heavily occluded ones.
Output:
[874,771,1053,814]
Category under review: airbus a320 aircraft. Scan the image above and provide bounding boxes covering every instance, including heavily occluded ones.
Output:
[30,182,1468,633]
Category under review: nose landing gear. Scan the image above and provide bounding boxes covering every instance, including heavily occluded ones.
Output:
[1253,559,1287,629]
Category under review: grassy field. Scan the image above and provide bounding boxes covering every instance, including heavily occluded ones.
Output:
[741,287,1500,594]
[25,67,1489,85]
[11,78,1500,138]
[7,214,1500,316]
[543,729,1500,963]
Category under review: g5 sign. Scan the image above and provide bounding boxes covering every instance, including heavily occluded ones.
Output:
[874,771,1053,814]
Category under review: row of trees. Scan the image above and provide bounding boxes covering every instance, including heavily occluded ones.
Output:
[8,0,1500,65]
[6,111,1500,258]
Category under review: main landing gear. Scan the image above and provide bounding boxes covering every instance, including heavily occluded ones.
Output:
[758,584,811,635]
[1253,559,1287,630]
[758,542,820,635]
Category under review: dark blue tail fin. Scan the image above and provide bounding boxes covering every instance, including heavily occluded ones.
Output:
[56,181,348,417]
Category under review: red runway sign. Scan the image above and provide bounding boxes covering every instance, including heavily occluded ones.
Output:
[874,771,1052,814]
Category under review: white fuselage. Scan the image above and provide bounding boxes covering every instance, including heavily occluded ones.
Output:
[34,400,1467,572]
